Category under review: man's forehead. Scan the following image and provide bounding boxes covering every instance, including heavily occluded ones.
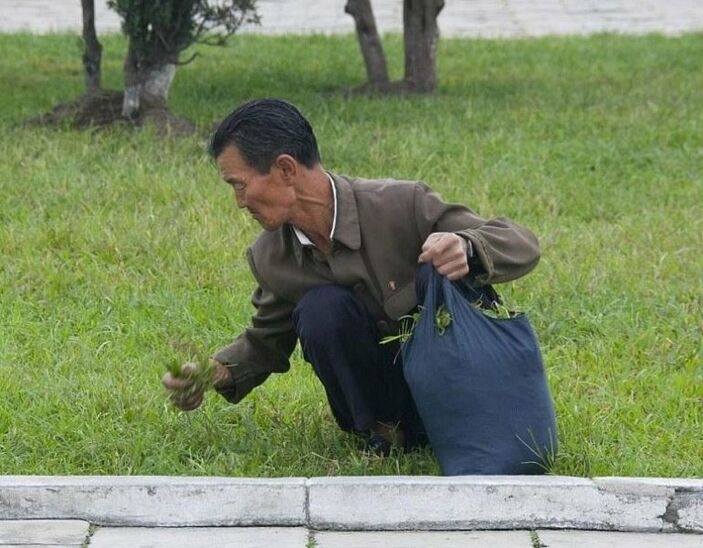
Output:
[216,145,249,174]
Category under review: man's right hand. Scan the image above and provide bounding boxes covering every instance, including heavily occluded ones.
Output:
[162,360,233,411]
[162,362,204,410]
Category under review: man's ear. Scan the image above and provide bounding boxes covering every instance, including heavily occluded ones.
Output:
[274,154,297,180]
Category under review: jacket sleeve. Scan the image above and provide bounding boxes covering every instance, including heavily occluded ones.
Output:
[412,183,540,285]
[212,249,298,404]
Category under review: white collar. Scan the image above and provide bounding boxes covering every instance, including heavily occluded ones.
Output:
[292,172,337,247]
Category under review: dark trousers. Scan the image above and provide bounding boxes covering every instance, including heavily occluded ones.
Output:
[292,268,432,448]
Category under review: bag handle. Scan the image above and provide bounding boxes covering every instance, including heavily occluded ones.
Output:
[421,265,501,314]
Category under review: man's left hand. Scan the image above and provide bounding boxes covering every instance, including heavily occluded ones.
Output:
[418,232,470,280]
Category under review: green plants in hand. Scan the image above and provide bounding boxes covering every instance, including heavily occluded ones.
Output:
[167,358,216,396]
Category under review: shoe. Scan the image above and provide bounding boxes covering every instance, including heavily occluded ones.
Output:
[365,433,392,457]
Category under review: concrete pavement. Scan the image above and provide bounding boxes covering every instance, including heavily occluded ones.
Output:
[0,476,701,546]
[2,520,703,547]
[2,0,703,37]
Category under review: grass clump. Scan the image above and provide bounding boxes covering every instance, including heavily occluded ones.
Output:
[166,359,216,395]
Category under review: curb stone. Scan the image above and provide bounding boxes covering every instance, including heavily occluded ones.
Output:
[307,476,701,532]
[0,476,307,527]
[0,476,701,533]
[594,477,703,533]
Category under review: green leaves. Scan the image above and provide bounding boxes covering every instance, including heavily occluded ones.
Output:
[381,304,453,345]
[474,300,516,320]
[434,305,452,335]
[106,0,259,65]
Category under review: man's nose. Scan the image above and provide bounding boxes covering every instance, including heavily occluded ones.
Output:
[234,191,246,208]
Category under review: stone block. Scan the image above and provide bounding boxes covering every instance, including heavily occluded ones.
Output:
[0,519,89,545]
[0,476,307,527]
[538,530,703,548]
[314,530,534,547]
[89,526,308,548]
[595,477,703,533]
[307,476,671,531]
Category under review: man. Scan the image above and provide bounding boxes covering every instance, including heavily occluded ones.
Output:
[163,98,540,455]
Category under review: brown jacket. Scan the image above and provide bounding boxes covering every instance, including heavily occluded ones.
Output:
[214,174,540,403]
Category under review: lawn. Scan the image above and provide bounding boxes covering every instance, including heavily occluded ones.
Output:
[0,31,701,478]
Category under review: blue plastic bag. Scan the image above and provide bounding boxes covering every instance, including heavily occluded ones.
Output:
[401,267,557,475]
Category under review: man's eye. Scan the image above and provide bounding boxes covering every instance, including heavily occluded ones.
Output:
[232,182,246,192]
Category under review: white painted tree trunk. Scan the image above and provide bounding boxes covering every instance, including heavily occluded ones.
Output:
[122,63,177,118]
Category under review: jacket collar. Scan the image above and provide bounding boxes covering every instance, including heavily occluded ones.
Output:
[290,172,361,266]
[328,173,361,250]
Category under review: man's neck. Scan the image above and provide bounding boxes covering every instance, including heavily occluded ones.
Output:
[290,168,335,253]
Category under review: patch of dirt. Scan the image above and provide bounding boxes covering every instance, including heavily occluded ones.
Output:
[23,90,196,137]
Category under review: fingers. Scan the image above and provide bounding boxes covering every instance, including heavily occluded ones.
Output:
[162,362,204,411]
[212,360,233,389]
[162,372,191,391]
[436,256,470,280]
[169,388,204,411]
[161,362,196,390]
[418,232,470,280]
[417,232,444,262]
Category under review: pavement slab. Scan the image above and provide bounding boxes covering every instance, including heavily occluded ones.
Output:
[537,530,703,547]
[89,526,309,548]
[313,530,534,547]
[0,519,90,545]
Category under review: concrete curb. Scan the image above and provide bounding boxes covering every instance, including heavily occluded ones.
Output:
[0,476,307,527]
[0,476,701,533]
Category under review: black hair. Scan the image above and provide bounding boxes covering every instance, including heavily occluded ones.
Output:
[208,98,321,173]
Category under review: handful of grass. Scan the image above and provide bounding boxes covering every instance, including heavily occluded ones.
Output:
[477,300,515,320]
[166,357,216,395]
[381,305,452,345]
[381,299,517,346]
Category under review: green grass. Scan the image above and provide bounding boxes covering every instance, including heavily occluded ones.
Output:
[0,31,701,478]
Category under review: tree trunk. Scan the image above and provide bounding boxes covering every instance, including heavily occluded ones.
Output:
[402,0,444,93]
[122,42,177,118]
[81,0,102,95]
[345,0,389,86]
[122,42,140,118]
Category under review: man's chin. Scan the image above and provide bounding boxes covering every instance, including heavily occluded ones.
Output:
[258,220,278,231]
[250,214,281,231]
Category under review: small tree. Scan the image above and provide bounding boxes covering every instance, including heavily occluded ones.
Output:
[27,0,257,133]
[108,0,258,118]
[346,0,445,94]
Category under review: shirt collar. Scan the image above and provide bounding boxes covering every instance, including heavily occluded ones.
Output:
[292,172,338,247]
[290,173,361,267]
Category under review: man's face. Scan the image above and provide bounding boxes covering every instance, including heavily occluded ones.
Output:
[216,145,295,230]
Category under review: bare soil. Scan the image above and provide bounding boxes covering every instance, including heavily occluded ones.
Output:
[23,90,196,137]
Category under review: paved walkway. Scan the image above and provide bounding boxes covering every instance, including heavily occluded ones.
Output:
[2,0,703,36]
[2,521,703,548]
